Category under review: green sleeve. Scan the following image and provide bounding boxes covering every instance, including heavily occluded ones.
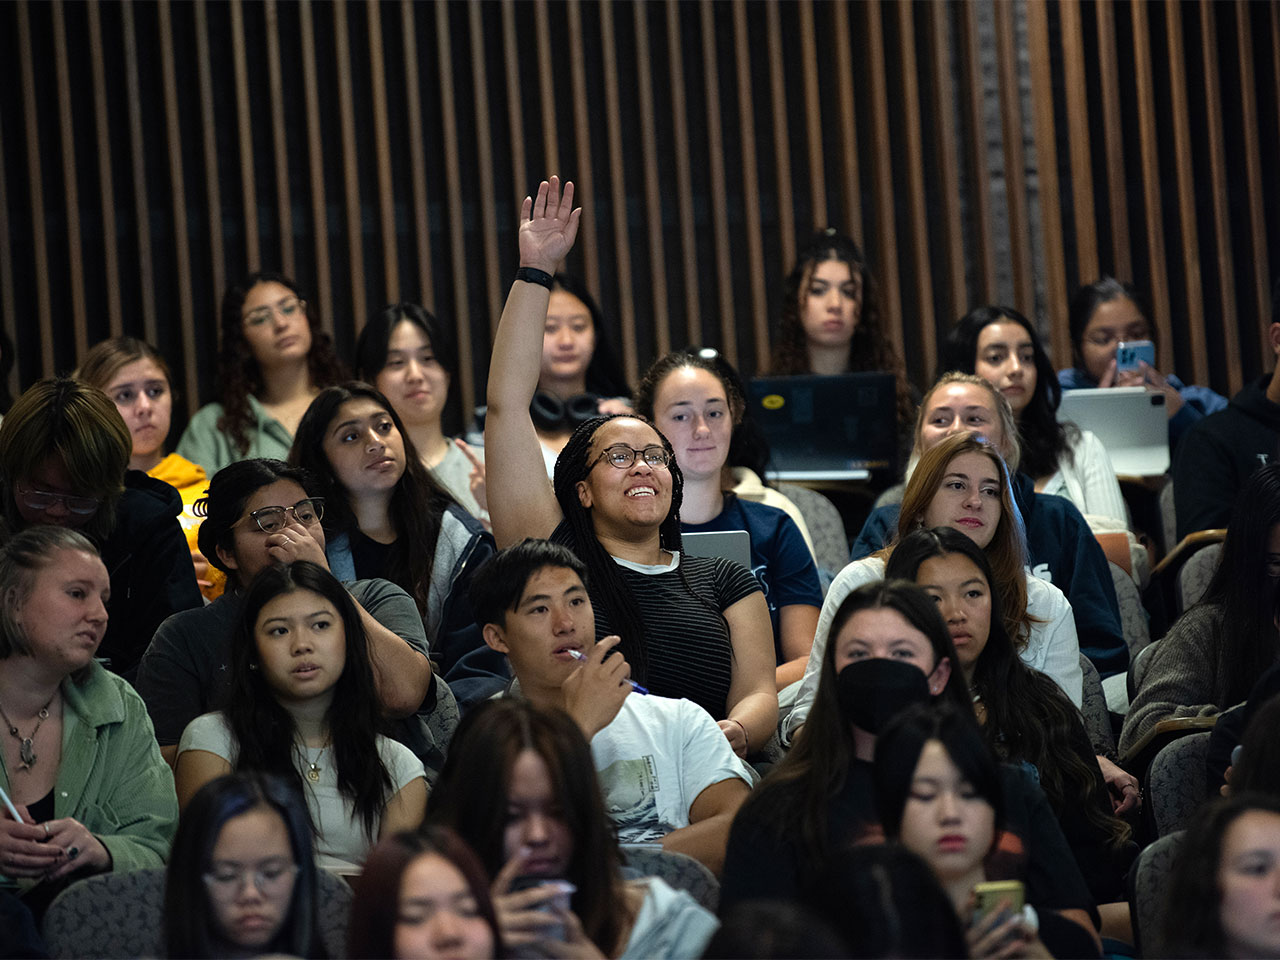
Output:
[176,403,234,476]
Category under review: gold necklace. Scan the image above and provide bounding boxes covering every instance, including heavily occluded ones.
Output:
[0,695,55,771]
[307,745,327,783]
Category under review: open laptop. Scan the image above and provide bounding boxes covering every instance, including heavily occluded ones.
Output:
[681,530,752,570]
[747,372,898,481]
[1057,387,1169,475]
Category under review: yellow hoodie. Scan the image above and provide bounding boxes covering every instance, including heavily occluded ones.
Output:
[149,452,225,601]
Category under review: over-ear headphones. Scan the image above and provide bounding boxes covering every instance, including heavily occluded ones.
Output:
[530,391,600,432]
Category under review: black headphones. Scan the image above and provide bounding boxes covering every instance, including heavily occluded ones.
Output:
[530,391,601,433]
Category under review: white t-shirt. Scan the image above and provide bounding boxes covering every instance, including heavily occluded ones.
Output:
[591,695,756,844]
[1040,428,1128,530]
[620,876,720,959]
[178,712,425,871]
[783,556,1083,741]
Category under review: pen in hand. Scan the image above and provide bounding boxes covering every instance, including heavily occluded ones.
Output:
[566,648,650,695]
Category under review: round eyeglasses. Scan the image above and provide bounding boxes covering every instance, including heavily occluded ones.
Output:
[15,483,100,517]
[588,444,671,470]
[202,860,299,902]
[236,498,325,534]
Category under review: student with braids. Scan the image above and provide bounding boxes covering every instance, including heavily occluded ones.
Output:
[483,177,777,757]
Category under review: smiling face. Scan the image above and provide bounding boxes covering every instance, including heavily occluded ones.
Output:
[897,739,996,884]
[253,588,346,705]
[801,259,861,349]
[16,547,110,675]
[1080,297,1150,383]
[575,418,673,535]
[918,383,1005,456]
[240,281,312,369]
[376,321,450,430]
[394,852,495,960]
[916,553,991,675]
[832,607,949,697]
[322,398,407,501]
[1217,809,1280,958]
[651,366,732,483]
[921,452,1003,550]
[974,321,1037,415]
[483,565,594,694]
[541,290,596,392]
[206,805,297,952]
[104,357,172,466]
[503,749,573,878]
[218,479,326,586]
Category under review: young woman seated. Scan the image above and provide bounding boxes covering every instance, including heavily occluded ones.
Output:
[884,527,1135,903]
[164,772,324,958]
[290,382,493,677]
[348,827,505,960]
[785,431,1083,745]
[633,350,822,690]
[428,699,720,959]
[1121,462,1280,754]
[174,561,427,871]
[874,702,1096,959]
[940,306,1127,530]
[483,177,776,754]
[356,303,489,524]
[721,580,1099,950]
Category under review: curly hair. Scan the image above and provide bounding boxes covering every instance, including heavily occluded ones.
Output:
[216,272,347,456]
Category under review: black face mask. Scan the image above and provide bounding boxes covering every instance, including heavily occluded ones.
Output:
[835,657,933,734]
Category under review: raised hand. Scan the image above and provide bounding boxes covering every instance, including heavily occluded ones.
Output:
[518,176,582,275]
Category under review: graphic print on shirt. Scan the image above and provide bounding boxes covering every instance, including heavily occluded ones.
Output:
[597,755,668,842]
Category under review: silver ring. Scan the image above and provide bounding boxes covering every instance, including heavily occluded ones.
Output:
[282,536,293,545]
[43,823,50,838]
[67,845,79,861]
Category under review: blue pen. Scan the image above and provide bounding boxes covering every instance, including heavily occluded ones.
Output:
[566,649,649,695]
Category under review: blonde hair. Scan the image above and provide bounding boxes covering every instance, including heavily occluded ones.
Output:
[908,371,1021,476]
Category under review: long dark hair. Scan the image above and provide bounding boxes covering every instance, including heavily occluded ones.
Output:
[940,306,1075,482]
[216,271,347,456]
[427,700,629,955]
[1067,277,1153,371]
[355,302,464,437]
[289,382,455,616]
[885,527,1130,847]
[1198,462,1280,705]
[633,349,746,426]
[738,581,970,868]
[550,273,631,398]
[164,772,324,958]
[226,561,393,839]
[347,827,505,960]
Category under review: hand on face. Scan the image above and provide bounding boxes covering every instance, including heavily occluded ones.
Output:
[264,517,331,572]
[561,635,631,739]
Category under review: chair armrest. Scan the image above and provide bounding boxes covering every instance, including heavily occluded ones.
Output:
[1120,716,1219,774]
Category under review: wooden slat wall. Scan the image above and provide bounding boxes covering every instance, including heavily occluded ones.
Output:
[2,0,1277,420]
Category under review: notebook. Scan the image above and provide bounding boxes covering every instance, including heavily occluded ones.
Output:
[1057,387,1169,476]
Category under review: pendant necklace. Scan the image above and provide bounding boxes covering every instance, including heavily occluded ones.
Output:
[307,745,327,783]
[0,695,55,771]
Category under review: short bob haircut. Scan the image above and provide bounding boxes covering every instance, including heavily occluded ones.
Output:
[163,771,323,958]
[355,302,464,437]
[427,699,628,956]
[194,458,320,585]
[75,336,176,399]
[1160,792,1280,958]
[910,371,1022,474]
[895,431,1031,648]
[468,538,588,630]
[1067,277,1153,370]
[0,377,132,542]
[347,826,506,960]
[873,699,1005,842]
[0,525,100,663]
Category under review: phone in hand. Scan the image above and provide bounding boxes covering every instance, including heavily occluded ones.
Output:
[1116,340,1156,373]
[510,876,575,943]
[971,879,1025,927]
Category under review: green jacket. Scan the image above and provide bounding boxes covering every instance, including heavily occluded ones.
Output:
[176,394,295,476]
[0,661,177,879]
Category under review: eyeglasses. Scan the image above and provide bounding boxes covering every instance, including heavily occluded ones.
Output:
[202,860,298,902]
[588,444,671,470]
[243,297,306,328]
[1083,327,1149,348]
[237,498,325,534]
[15,483,100,517]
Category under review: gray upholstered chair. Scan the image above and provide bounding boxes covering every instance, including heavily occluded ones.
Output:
[1128,829,1185,958]
[777,482,849,583]
[1079,654,1116,759]
[622,846,720,911]
[1147,730,1213,838]
[1158,479,1176,556]
[1176,541,1222,614]
[1109,560,1151,660]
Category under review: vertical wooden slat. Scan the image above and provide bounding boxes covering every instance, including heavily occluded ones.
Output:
[599,0,638,383]
[1131,0,1173,371]
[1200,0,1241,395]
[798,0,827,228]
[19,0,55,373]
[121,0,157,347]
[265,0,294,278]
[995,0,1033,311]
[87,0,123,338]
[565,1,598,292]
[895,1,935,373]
[402,0,433,308]
[1162,0,1207,384]
[229,0,260,269]
[1095,0,1132,281]
[298,0,333,335]
[633,2,671,358]
[368,0,398,302]
[194,0,227,321]
[434,1,474,414]
[666,0,699,348]
[766,1,795,268]
[831,1,863,243]
[0,114,17,391]
[534,0,560,175]
[1060,0,1098,289]
[1026,1,1069,360]
[1240,2,1273,366]
[500,1,527,216]
[958,1,996,304]
[733,0,770,371]
[926,3,966,327]
[699,0,736,364]
[334,0,367,330]
[467,4,501,333]
[864,0,904,356]
[52,1,87,358]
[157,0,198,412]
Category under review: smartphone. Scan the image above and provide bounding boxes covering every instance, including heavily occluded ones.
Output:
[1116,340,1156,373]
[972,879,1025,927]
[510,877,575,944]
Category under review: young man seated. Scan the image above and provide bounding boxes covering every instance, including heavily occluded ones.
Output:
[469,538,756,875]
